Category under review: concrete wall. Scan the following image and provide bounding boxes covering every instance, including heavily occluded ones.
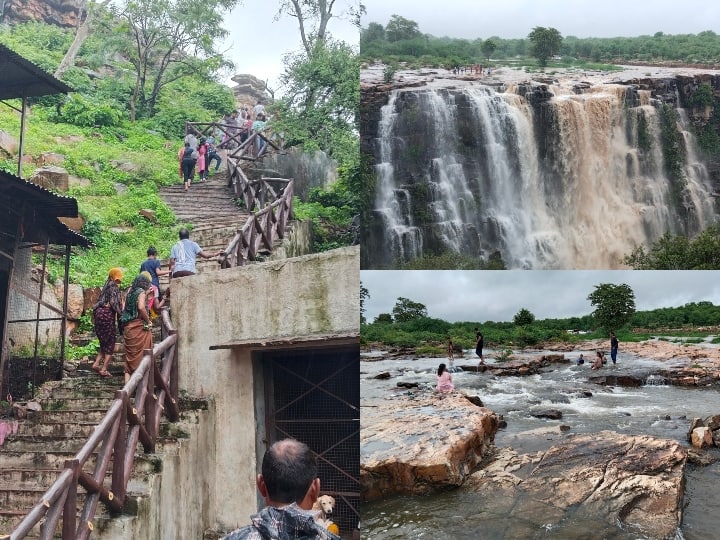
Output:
[169,246,360,531]
[97,405,216,540]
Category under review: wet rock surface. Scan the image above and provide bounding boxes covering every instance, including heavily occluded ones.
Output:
[360,392,499,501]
[468,432,687,539]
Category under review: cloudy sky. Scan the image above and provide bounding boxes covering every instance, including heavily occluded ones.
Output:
[221,0,358,92]
[362,0,720,39]
[361,271,720,323]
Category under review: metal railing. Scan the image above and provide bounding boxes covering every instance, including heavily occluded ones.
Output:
[9,308,180,540]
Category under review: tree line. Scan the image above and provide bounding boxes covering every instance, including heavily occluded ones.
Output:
[361,282,720,349]
[361,14,720,68]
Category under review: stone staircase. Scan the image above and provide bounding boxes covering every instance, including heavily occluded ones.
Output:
[0,362,206,538]
[158,170,249,276]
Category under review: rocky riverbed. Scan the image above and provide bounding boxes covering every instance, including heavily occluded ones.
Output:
[361,338,720,538]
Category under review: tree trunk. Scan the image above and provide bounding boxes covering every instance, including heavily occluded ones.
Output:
[54,1,111,80]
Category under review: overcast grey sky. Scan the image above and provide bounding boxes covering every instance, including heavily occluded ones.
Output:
[361,271,720,323]
[362,0,720,40]
[221,0,358,92]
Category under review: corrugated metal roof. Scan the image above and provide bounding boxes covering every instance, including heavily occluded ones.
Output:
[0,169,78,216]
[0,169,91,247]
[0,42,73,99]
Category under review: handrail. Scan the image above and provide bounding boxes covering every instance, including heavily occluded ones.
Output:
[9,308,180,540]
[219,179,294,268]
[186,121,295,269]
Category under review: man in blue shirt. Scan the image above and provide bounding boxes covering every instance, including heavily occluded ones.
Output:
[169,228,223,278]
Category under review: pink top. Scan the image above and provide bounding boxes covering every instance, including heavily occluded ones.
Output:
[436,371,454,392]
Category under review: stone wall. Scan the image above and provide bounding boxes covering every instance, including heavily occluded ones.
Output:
[259,149,338,200]
[165,246,359,531]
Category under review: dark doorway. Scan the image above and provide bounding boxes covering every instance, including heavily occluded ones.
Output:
[263,345,360,535]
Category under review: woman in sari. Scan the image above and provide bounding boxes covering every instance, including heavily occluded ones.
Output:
[91,268,124,377]
[120,273,153,383]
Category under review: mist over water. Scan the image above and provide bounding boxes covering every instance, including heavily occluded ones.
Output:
[368,82,718,269]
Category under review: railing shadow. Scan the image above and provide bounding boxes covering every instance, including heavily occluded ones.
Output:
[10,309,180,540]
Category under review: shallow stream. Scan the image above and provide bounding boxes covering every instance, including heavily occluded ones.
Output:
[361,348,720,539]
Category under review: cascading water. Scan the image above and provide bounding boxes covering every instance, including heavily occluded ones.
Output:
[367,81,718,269]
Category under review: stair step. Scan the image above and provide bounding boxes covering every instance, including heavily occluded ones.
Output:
[28,409,116,423]
[11,420,100,438]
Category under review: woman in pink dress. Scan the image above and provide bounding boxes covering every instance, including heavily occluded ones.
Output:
[436,363,454,392]
[197,138,208,181]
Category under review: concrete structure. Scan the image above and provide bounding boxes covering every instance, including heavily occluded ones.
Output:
[113,246,359,536]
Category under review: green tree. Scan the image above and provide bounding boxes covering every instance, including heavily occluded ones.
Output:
[392,297,428,322]
[276,0,361,56]
[480,39,497,61]
[360,282,369,324]
[587,283,636,333]
[374,313,393,324]
[513,308,535,326]
[275,39,359,153]
[384,14,421,42]
[115,0,239,121]
[528,26,562,67]
[362,22,386,44]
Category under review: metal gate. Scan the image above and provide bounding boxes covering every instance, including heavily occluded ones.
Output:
[263,344,360,535]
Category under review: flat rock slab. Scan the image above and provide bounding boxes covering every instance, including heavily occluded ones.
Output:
[361,392,499,501]
[468,431,686,539]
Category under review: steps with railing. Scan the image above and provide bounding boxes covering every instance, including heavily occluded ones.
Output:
[1,309,182,539]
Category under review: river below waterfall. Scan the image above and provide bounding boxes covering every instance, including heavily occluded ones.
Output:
[361,349,720,539]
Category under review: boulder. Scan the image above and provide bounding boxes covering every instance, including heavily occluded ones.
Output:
[691,426,713,449]
[0,130,19,157]
[29,166,69,192]
[54,281,85,320]
[588,374,644,387]
[39,152,66,165]
[687,417,704,442]
[84,287,101,312]
[530,408,563,420]
[467,431,687,539]
[139,209,157,223]
[361,392,499,501]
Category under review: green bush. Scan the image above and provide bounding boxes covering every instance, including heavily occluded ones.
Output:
[60,94,124,128]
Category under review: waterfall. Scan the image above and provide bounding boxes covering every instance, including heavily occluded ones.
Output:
[368,81,718,269]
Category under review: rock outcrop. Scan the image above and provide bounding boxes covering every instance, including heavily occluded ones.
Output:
[230,74,272,112]
[2,0,85,28]
[361,392,499,501]
[468,432,687,539]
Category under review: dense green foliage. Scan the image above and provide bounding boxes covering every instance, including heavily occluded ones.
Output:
[0,11,356,285]
[362,298,720,350]
[587,284,637,333]
[625,224,720,269]
[361,17,720,68]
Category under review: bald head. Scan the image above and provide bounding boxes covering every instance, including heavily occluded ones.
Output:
[260,439,317,505]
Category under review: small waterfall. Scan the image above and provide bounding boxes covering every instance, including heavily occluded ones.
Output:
[368,80,719,269]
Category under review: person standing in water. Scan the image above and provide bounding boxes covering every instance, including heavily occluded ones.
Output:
[475,327,484,366]
[610,332,619,365]
[447,338,454,367]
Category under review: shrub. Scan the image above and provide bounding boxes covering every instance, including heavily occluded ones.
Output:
[60,94,124,128]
